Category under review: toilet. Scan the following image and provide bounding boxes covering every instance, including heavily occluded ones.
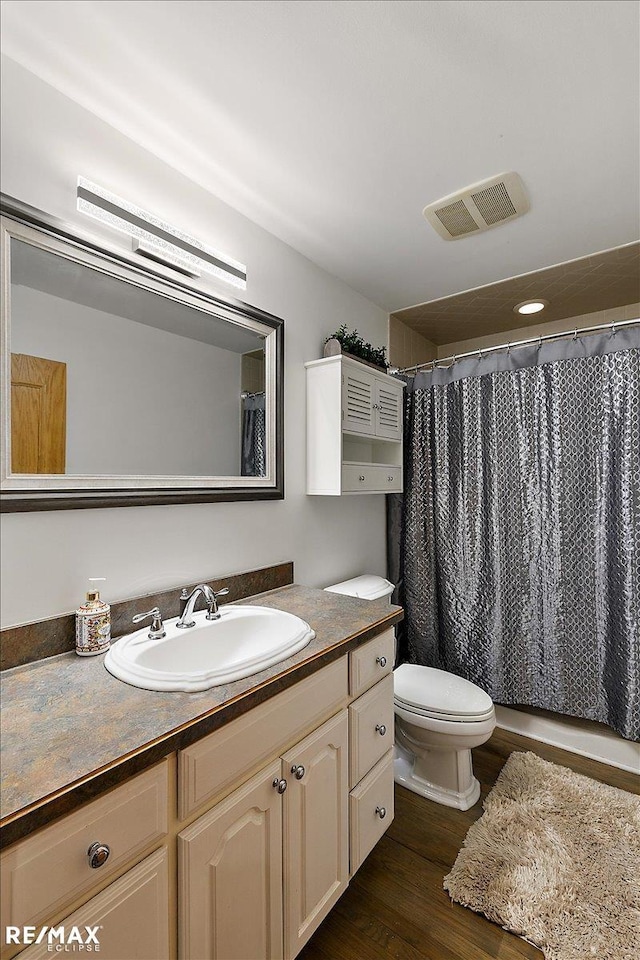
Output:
[393,664,495,810]
[324,575,496,812]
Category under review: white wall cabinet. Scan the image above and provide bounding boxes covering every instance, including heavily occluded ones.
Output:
[305,356,404,495]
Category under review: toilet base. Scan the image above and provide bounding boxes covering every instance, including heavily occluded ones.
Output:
[393,743,481,811]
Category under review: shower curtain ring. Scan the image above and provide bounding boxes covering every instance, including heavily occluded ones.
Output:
[477,349,482,360]
[506,342,511,355]
[573,328,578,340]
[611,323,616,337]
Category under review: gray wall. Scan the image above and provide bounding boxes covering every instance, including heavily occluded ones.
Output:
[11,284,242,476]
[1,55,390,627]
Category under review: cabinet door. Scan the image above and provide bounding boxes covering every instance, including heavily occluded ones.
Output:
[374,378,403,439]
[342,367,375,435]
[178,761,283,960]
[18,849,169,960]
[282,710,349,959]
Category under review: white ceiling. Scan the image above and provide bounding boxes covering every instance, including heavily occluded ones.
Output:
[1,0,639,312]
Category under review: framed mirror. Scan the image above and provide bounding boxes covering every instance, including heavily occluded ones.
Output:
[0,196,283,511]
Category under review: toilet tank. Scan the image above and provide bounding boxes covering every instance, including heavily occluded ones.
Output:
[324,574,394,603]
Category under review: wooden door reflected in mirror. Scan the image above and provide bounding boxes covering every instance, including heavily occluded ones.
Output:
[10,353,67,474]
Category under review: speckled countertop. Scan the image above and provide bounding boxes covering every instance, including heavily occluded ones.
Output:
[0,585,402,845]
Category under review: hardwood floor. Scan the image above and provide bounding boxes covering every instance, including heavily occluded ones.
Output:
[299,728,639,960]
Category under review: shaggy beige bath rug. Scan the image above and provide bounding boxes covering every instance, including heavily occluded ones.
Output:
[443,751,640,960]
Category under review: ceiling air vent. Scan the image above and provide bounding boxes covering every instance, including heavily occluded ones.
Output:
[423,172,529,240]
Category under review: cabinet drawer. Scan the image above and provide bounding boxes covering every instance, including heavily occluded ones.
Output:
[349,674,395,788]
[178,657,349,819]
[350,750,394,875]
[342,464,401,493]
[18,848,170,960]
[349,629,394,697]
[0,760,169,932]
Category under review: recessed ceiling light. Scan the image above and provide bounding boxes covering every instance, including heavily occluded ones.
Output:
[514,299,548,315]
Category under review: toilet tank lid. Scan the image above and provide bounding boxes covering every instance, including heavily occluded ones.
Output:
[394,663,494,717]
[324,575,394,600]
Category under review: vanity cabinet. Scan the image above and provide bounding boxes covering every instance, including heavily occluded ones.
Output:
[179,711,349,960]
[18,850,170,960]
[179,760,284,960]
[0,762,171,960]
[346,631,395,876]
[1,630,395,960]
[305,356,404,495]
[281,710,349,957]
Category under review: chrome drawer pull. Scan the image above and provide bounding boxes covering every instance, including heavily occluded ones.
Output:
[359,475,365,481]
[291,764,305,780]
[375,724,387,736]
[87,842,111,869]
[376,806,387,820]
[376,656,387,668]
[273,777,288,794]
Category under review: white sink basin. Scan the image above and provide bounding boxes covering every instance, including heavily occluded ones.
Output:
[104,605,315,692]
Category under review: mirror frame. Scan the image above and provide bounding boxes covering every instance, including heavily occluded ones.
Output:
[0,195,284,512]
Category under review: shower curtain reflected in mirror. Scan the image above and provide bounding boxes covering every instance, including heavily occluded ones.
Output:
[241,392,266,477]
[388,328,640,741]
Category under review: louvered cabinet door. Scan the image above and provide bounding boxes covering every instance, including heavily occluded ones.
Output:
[342,368,375,435]
[374,379,403,439]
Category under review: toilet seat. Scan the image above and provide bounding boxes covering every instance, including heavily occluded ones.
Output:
[394,696,495,723]
[394,663,494,723]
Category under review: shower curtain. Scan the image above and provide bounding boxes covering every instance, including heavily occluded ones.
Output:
[241,393,266,477]
[388,327,640,741]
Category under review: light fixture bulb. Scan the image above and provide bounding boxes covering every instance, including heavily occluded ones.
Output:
[514,299,548,315]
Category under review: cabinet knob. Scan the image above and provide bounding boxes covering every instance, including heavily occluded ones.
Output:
[375,724,387,736]
[273,777,288,794]
[359,475,366,481]
[388,475,394,482]
[87,842,111,869]
[376,806,387,820]
[376,656,387,668]
[291,764,305,780]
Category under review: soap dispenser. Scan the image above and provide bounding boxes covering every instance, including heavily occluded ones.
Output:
[75,578,111,656]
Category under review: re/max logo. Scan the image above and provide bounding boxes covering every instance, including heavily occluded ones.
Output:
[4,926,101,950]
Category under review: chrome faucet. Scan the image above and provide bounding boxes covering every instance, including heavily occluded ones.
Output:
[176,584,229,628]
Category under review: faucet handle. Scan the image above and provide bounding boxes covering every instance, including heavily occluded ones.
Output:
[132,606,166,640]
[204,585,230,621]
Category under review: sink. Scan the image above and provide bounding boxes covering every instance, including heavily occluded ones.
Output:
[104,605,315,692]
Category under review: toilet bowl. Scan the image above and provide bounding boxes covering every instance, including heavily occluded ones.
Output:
[393,663,496,810]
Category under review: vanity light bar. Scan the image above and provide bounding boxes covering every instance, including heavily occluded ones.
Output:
[76,177,247,289]
[131,239,201,278]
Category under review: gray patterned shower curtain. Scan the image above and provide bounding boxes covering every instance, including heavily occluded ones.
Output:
[241,393,266,477]
[388,328,640,741]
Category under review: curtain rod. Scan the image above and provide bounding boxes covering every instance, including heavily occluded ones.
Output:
[391,317,640,375]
